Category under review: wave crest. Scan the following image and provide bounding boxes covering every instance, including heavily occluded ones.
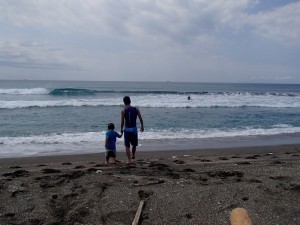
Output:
[1,86,298,97]
[49,88,98,96]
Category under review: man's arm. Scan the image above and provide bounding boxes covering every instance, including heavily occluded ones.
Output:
[121,109,125,133]
[136,107,144,132]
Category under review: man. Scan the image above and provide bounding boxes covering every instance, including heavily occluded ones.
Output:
[121,96,144,163]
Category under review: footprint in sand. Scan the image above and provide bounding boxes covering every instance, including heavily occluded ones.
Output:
[173,160,185,164]
[185,213,193,219]
[236,161,252,165]
[9,166,22,169]
[41,169,61,174]
[182,168,195,172]
[245,156,258,159]
[74,165,86,169]
[60,170,86,179]
[206,170,244,179]
[219,157,229,160]
[138,189,153,199]
[166,172,180,179]
[270,160,285,165]
[3,170,29,178]
[35,164,46,167]
[200,159,211,162]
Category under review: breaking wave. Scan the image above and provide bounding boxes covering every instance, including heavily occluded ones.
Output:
[0,87,298,97]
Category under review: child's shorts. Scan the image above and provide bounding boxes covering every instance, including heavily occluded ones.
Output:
[106,150,116,160]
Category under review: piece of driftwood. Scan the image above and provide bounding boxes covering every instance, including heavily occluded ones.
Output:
[132,200,145,225]
[230,208,252,225]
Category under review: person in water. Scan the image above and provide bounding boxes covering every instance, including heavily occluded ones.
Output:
[121,96,144,163]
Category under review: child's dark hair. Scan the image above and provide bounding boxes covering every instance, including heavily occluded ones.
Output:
[108,123,115,130]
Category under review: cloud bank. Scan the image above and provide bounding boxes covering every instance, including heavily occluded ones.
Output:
[0,0,299,83]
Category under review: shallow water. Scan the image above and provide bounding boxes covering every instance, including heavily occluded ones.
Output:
[1,80,300,157]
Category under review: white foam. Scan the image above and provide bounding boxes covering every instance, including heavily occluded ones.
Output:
[140,124,300,140]
[0,132,106,158]
[0,132,104,145]
[0,88,49,95]
[134,94,300,108]
[1,93,300,109]
[1,125,300,158]
[0,98,122,109]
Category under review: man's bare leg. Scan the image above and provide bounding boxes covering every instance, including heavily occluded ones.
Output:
[132,146,136,159]
[125,147,132,163]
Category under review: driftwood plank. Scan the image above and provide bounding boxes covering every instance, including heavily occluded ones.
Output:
[132,200,145,225]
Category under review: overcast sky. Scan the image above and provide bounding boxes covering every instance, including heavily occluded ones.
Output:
[0,0,300,83]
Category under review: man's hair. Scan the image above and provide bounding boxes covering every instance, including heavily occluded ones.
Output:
[108,123,115,130]
[123,96,131,105]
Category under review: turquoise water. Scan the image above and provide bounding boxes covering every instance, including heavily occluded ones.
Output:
[1,80,300,157]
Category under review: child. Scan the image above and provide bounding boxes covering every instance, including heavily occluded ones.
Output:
[105,123,122,164]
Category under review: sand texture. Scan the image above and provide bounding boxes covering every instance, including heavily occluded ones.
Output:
[0,145,300,225]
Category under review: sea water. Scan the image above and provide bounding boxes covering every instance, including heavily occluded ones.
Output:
[1,80,300,158]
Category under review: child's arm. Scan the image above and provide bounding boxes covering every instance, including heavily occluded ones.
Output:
[105,137,109,149]
[105,133,109,148]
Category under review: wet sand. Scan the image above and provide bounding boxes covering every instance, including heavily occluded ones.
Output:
[0,144,300,225]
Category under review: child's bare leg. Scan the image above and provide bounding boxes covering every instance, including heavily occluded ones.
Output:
[105,157,109,165]
[113,157,117,164]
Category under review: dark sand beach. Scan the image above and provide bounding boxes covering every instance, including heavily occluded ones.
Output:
[1,145,300,225]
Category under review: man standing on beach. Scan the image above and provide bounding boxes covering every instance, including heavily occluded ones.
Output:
[121,96,144,163]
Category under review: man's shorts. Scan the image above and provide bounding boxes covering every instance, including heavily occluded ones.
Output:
[106,150,116,160]
[124,128,138,148]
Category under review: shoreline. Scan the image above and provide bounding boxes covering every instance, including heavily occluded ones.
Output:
[1,144,300,224]
[1,132,300,159]
[1,143,300,164]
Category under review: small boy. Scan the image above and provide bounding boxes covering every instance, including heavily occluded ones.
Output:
[105,123,122,164]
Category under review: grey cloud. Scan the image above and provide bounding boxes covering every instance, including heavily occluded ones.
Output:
[0,0,266,45]
[0,0,299,84]
[2,0,299,46]
[0,40,76,70]
[246,2,300,44]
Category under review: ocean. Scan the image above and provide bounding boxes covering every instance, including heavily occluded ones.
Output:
[1,80,300,158]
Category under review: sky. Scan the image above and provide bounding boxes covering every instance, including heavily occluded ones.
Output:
[0,0,300,84]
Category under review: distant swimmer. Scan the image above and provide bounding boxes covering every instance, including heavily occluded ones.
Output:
[187,95,191,100]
